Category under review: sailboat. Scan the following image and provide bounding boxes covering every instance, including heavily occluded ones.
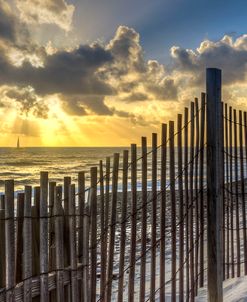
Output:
[17,137,20,149]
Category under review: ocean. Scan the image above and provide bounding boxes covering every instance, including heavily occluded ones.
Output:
[0,147,131,191]
[0,146,223,193]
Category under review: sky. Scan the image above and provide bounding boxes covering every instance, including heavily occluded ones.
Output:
[1,0,247,146]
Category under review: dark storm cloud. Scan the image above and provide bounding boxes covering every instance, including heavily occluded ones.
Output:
[0,44,114,96]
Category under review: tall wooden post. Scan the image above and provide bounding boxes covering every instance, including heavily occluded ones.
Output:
[206,68,223,302]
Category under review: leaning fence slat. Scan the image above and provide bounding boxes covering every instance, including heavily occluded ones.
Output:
[128,145,137,302]
[16,193,24,284]
[177,114,184,300]
[105,157,111,236]
[244,112,247,273]
[117,150,129,302]
[99,161,106,300]
[199,93,206,287]
[229,107,235,278]
[54,185,64,302]
[49,183,56,302]
[69,184,79,302]
[90,167,98,302]
[23,186,32,302]
[239,110,247,275]
[82,202,90,302]
[0,197,5,289]
[184,107,190,299]
[224,103,230,279]
[64,176,71,269]
[169,121,176,302]
[194,98,200,293]
[105,153,120,302]
[5,180,15,301]
[160,124,167,302]
[150,133,157,301]
[140,137,147,302]
[40,172,49,302]
[32,187,40,277]
[78,171,85,261]
[49,181,56,274]
[233,109,241,277]
[189,102,195,300]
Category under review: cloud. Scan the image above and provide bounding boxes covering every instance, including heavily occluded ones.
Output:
[0,0,30,46]
[2,2,247,127]
[15,0,75,31]
[0,44,114,96]
[171,35,247,85]
[4,86,49,118]
[61,95,113,116]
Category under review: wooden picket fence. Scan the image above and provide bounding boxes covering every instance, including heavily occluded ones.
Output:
[0,68,246,301]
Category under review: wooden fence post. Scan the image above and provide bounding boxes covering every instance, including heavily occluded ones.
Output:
[206,68,223,302]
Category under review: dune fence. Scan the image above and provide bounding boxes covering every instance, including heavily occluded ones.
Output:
[0,68,246,302]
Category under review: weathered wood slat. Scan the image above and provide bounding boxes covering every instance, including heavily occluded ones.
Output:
[160,124,167,302]
[194,98,200,293]
[239,110,247,275]
[54,185,64,302]
[69,184,78,302]
[233,109,241,277]
[105,154,120,302]
[206,68,223,301]
[48,182,56,274]
[229,106,235,278]
[140,137,147,302]
[99,161,106,301]
[150,133,157,301]
[78,171,85,262]
[5,180,15,302]
[169,121,176,302]
[177,114,184,301]
[224,103,230,279]
[117,150,128,302]
[199,93,206,287]
[40,172,49,302]
[23,186,32,302]
[16,193,24,284]
[0,206,5,289]
[184,107,190,300]
[189,102,195,301]
[32,187,40,278]
[128,145,137,302]
[82,202,90,302]
[89,167,98,302]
